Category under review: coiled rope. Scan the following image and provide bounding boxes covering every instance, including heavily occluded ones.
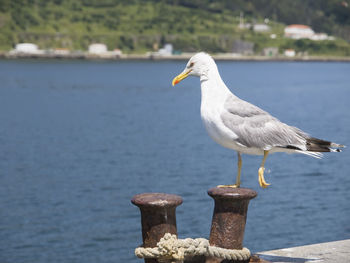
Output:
[135,233,250,261]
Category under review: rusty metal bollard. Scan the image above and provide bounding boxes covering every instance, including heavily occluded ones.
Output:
[132,193,183,263]
[207,187,257,263]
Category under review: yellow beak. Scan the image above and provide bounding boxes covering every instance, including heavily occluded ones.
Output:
[172,70,192,86]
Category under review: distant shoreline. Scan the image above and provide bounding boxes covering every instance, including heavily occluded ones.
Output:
[1,52,350,62]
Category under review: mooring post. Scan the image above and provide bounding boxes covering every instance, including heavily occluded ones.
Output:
[207,187,257,263]
[132,193,183,263]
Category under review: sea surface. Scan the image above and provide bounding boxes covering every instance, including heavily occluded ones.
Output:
[0,59,349,263]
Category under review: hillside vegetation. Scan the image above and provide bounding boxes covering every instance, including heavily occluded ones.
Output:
[0,0,350,55]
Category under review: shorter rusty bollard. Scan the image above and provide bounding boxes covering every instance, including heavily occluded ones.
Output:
[207,187,257,263]
[132,193,183,263]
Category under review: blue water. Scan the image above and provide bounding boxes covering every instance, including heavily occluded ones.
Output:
[0,60,349,263]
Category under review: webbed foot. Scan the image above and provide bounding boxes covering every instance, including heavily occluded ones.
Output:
[258,167,270,188]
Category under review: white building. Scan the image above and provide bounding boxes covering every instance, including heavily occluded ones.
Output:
[310,33,333,41]
[88,43,108,54]
[157,43,173,56]
[113,49,122,55]
[14,43,40,54]
[253,24,270,32]
[284,25,315,39]
[284,49,296,57]
[284,25,333,41]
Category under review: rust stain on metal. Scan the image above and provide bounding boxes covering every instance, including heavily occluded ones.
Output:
[207,187,257,263]
[249,254,271,263]
[132,193,183,263]
[132,192,183,208]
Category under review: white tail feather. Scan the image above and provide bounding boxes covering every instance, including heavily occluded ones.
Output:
[330,142,345,148]
[296,150,323,159]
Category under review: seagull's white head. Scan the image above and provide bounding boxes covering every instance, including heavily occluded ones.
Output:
[172,52,216,86]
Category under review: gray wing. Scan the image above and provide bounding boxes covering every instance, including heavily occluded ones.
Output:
[221,95,308,150]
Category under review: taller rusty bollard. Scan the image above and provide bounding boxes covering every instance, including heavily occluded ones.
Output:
[132,193,183,263]
[207,187,257,263]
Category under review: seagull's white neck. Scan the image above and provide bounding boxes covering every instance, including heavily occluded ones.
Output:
[199,63,235,147]
[200,65,232,107]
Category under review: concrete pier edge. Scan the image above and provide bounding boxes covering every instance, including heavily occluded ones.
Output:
[257,239,350,263]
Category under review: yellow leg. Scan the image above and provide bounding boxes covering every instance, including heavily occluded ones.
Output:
[218,152,242,188]
[258,150,270,188]
[235,152,242,187]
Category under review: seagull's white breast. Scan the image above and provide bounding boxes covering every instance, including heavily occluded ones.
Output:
[200,79,240,150]
[201,106,236,148]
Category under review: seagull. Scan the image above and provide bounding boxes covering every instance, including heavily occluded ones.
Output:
[172,52,344,188]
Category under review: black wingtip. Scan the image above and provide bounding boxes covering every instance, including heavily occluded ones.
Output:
[306,137,344,153]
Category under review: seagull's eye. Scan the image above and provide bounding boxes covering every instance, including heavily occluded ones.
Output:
[189,62,194,68]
